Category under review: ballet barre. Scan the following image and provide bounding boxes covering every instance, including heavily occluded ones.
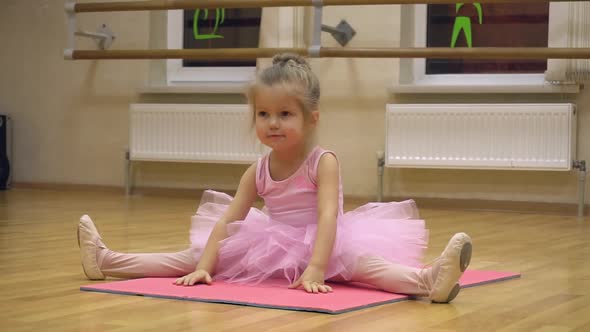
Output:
[70,0,587,12]
[67,47,590,60]
[65,0,590,60]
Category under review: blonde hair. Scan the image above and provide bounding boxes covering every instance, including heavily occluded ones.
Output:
[246,53,320,121]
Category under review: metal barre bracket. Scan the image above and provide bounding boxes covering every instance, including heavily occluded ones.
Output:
[309,0,324,57]
[65,2,115,60]
[309,0,355,56]
[75,24,116,50]
[322,20,356,46]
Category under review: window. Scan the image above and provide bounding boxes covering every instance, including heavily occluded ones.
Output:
[182,8,261,68]
[426,3,548,75]
[167,8,302,86]
[396,4,571,91]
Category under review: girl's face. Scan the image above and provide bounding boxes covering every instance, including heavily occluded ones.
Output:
[253,85,317,152]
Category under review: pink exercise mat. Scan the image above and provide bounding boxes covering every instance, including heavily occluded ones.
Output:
[80,270,520,314]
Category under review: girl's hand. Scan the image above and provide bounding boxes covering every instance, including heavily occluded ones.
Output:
[288,265,333,293]
[174,269,213,286]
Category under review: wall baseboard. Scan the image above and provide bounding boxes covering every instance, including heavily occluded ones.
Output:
[12,182,123,193]
[11,182,587,216]
[11,182,213,198]
[347,195,586,217]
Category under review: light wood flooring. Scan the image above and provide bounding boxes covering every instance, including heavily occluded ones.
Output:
[1,188,589,331]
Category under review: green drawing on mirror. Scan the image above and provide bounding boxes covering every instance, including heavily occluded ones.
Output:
[451,3,483,48]
[193,8,225,40]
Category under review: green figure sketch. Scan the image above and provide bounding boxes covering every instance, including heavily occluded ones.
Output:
[450,3,483,48]
[193,8,225,40]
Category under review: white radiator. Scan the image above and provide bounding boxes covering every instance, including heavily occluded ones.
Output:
[385,103,576,171]
[129,104,265,164]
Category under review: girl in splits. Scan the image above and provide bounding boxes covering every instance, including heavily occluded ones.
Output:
[78,53,472,303]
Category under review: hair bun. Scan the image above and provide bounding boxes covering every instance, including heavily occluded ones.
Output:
[272,53,310,69]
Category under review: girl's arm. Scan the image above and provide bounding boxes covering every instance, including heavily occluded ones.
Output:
[289,153,340,293]
[309,152,340,269]
[176,163,258,285]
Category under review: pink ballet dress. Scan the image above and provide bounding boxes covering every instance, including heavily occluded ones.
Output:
[190,146,428,285]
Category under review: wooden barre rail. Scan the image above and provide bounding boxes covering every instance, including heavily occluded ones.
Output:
[69,47,590,60]
[72,0,588,12]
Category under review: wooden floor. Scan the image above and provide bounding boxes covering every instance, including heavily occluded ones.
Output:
[1,188,589,331]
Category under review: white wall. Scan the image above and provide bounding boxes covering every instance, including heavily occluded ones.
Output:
[1,0,588,205]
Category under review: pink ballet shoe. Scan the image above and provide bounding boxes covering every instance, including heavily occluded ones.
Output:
[429,232,472,303]
[77,215,105,280]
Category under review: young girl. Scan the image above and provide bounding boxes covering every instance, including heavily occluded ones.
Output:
[78,53,472,303]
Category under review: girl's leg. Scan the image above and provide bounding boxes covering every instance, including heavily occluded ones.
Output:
[78,215,200,280]
[350,256,434,296]
[350,233,472,303]
[99,247,200,279]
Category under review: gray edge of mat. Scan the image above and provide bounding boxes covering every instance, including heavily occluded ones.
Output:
[460,273,522,289]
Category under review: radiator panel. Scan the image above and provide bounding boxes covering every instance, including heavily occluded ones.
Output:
[130,104,265,164]
[385,104,576,171]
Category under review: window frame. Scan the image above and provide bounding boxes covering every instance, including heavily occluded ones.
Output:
[398,4,555,89]
[166,8,301,86]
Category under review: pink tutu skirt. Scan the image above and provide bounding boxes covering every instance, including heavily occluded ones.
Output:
[190,190,428,285]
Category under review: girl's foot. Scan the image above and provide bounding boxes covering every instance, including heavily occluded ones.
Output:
[77,215,105,280]
[429,232,472,303]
